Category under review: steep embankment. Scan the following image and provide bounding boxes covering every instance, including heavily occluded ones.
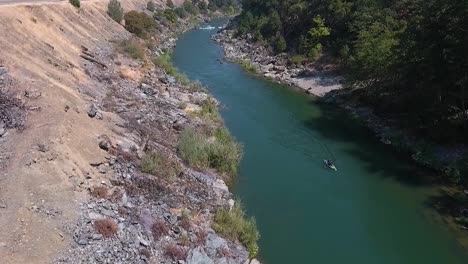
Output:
[0,2,140,262]
[0,1,256,263]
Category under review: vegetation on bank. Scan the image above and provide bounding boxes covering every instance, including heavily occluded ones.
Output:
[233,0,468,184]
[237,59,257,73]
[107,0,124,23]
[141,152,182,180]
[117,39,145,60]
[178,127,242,180]
[106,1,257,256]
[213,202,259,258]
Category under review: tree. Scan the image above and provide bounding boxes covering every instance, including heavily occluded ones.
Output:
[107,0,124,23]
[198,1,208,13]
[69,0,80,8]
[183,0,199,15]
[147,1,156,12]
[299,16,330,59]
[124,11,155,38]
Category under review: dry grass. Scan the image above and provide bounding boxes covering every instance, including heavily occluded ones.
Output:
[90,186,108,199]
[151,220,170,240]
[94,219,118,238]
[164,244,187,261]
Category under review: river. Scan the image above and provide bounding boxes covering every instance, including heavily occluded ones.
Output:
[172,20,468,264]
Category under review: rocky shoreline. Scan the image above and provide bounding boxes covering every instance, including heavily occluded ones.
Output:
[213,27,468,179]
[49,12,260,264]
[212,30,344,97]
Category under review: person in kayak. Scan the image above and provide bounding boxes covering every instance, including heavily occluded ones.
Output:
[325,159,334,167]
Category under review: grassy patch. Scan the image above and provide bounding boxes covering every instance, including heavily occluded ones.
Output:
[238,60,257,73]
[213,202,259,258]
[141,152,182,180]
[118,39,145,60]
[177,127,242,178]
[194,97,221,122]
[152,53,191,85]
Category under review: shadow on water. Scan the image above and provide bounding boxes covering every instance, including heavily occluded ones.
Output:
[302,100,433,187]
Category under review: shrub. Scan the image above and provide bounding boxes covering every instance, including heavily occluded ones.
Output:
[107,0,124,23]
[174,7,189,19]
[124,11,155,38]
[151,220,170,240]
[183,0,199,15]
[164,244,187,261]
[140,152,182,180]
[69,0,80,8]
[290,55,306,65]
[188,80,207,92]
[238,60,257,73]
[118,39,145,60]
[213,202,259,258]
[197,97,221,122]
[163,9,178,24]
[179,210,192,230]
[90,186,108,199]
[94,219,118,238]
[146,1,156,12]
[177,127,242,178]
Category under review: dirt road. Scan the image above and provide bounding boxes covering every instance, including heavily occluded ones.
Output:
[0,0,64,5]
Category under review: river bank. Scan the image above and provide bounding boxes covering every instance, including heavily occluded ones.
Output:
[55,7,262,264]
[213,27,468,239]
[0,1,259,263]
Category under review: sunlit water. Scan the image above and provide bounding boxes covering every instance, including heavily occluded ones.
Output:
[172,19,468,264]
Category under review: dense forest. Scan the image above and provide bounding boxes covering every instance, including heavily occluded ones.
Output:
[233,0,468,145]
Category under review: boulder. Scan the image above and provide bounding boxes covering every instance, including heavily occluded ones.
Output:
[98,134,112,151]
[186,247,214,264]
[87,103,102,119]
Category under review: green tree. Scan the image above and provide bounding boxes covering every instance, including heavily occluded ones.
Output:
[107,0,124,23]
[124,11,155,38]
[183,0,199,15]
[147,1,156,12]
[299,16,330,59]
[69,0,80,8]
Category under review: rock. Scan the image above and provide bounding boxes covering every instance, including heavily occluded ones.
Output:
[92,234,102,240]
[250,259,261,264]
[98,134,112,151]
[97,164,108,174]
[24,89,41,99]
[205,234,228,257]
[0,127,4,137]
[77,237,88,246]
[186,247,214,264]
[164,213,178,225]
[0,66,7,76]
[138,237,150,247]
[88,212,104,220]
[37,143,49,152]
[87,103,98,118]
[228,199,235,211]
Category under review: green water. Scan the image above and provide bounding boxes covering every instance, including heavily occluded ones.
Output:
[172,20,468,264]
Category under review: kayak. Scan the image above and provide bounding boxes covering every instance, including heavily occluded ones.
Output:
[324,160,337,171]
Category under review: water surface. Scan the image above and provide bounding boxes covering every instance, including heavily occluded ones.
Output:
[172,20,468,264]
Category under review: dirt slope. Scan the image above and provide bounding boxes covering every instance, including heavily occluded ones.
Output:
[0,1,158,263]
